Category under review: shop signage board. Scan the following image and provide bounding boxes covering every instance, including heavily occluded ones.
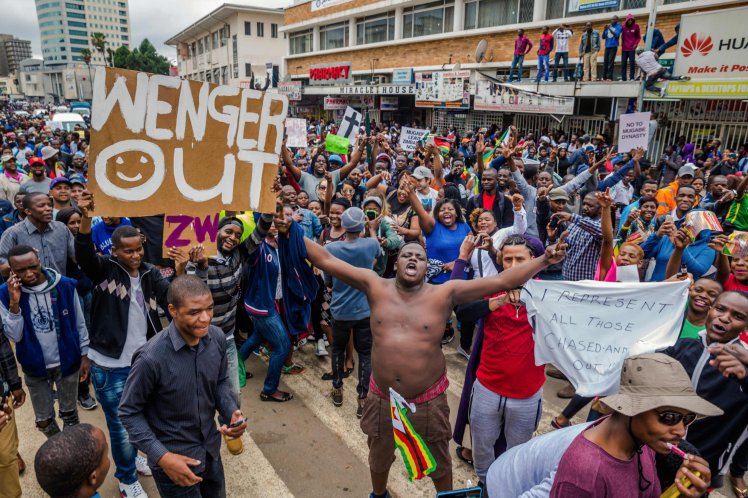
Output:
[392,69,414,84]
[324,97,355,110]
[279,81,302,101]
[309,62,352,85]
[662,81,748,99]
[569,0,618,12]
[674,6,748,81]
[380,97,399,111]
[415,71,470,109]
[311,0,349,11]
[474,80,574,115]
[339,84,415,96]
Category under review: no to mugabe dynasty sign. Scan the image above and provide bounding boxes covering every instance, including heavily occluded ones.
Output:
[88,66,288,217]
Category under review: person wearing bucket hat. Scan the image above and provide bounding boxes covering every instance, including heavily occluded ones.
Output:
[486,353,717,498]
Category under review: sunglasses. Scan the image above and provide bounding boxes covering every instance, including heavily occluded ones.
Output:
[656,410,697,427]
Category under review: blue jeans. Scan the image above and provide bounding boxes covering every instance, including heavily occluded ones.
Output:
[509,55,524,82]
[90,363,137,485]
[239,314,290,395]
[152,453,225,497]
[553,52,569,81]
[536,54,550,81]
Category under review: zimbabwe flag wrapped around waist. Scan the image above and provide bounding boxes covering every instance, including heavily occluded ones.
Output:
[389,387,437,481]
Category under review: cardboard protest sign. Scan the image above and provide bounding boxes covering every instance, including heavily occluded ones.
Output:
[724,231,748,258]
[399,127,428,152]
[88,66,288,217]
[325,134,349,154]
[336,106,362,142]
[617,111,651,152]
[162,213,220,257]
[285,118,307,148]
[522,279,689,396]
[682,210,723,240]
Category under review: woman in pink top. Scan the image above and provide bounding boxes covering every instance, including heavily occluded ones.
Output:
[596,188,645,282]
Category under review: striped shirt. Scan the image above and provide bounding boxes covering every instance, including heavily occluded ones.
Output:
[190,213,273,338]
[562,214,603,281]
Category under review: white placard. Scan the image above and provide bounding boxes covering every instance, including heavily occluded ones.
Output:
[617,111,651,152]
[399,127,428,152]
[522,280,689,396]
[336,106,362,142]
[278,81,301,101]
[285,118,307,148]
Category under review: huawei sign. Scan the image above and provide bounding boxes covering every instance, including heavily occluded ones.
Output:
[681,32,713,57]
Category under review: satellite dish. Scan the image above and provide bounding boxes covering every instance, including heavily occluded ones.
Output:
[453,62,461,71]
[475,39,488,63]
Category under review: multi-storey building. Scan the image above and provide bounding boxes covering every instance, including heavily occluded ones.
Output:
[35,0,131,67]
[0,35,33,76]
[166,4,285,89]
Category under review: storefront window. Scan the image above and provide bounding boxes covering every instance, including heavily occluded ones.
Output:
[356,11,395,45]
[403,1,454,39]
[320,21,349,50]
[290,29,313,55]
[464,0,533,29]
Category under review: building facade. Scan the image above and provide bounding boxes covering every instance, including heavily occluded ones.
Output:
[35,0,131,67]
[166,4,285,89]
[282,0,747,156]
[0,35,33,76]
[18,57,93,102]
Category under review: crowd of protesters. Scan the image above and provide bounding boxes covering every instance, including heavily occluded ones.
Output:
[0,101,747,498]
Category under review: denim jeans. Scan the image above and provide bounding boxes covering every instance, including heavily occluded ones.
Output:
[26,368,79,437]
[603,46,617,80]
[152,453,226,498]
[331,317,372,399]
[509,55,524,82]
[470,379,543,482]
[553,52,569,81]
[621,50,636,81]
[239,314,290,395]
[536,54,550,82]
[90,363,137,485]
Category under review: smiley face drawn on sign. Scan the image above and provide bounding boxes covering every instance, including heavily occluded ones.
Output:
[94,139,166,201]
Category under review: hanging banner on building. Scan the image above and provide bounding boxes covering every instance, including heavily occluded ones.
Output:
[618,111,651,152]
[88,67,287,216]
[324,97,356,110]
[309,62,352,86]
[568,0,618,12]
[380,97,399,111]
[662,81,748,100]
[285,118,307,148]
[523,279,689,396]
[474,80,574,115]
[278,81,302,101]
[337,106,362,142]
[674,6,748,81]
[415,71,471,109]
[399,127,428,152]
[162,213,219,258]
[311,0,349,11]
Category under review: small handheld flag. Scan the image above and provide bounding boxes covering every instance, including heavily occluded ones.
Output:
[389,388,437,481]
[682,211,723,241]
[497,127,512,147]
[432,136,451,158]
[723,231,748,258]
[482,147,495,164]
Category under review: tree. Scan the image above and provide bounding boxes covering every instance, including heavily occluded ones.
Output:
[110,39,171,75]
[90,32,107,66]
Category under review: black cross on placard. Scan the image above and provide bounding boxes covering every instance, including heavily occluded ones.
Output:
[339,108,361,140]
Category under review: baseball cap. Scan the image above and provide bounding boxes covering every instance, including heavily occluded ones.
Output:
[329,154,344,166]
[50,177,71,189]
[601,353,722,418]
[1,154,15,163]
[341,207,365,233]
[678,163,697,177]
[68,173,86,185]
[412,166,433,180]
[548,187,570,201]
[28,157,44,167]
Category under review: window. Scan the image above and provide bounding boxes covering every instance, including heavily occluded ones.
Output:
[356,11,395,45]
[289,29,313,55]
[212,31,219,50]
[463,0,533,29]
[232,34,238,64]
[120,27,127,32]
[319,21,348,50]
[257,22,264,37]
[67,12,86,19]
[122,35,128,41]
[204,35,211,51]
[69,29,87,36]
[244,21,251,35]
[40,20,64,27]
[403,1,454,39]
[119,10,126,15]
[197,39,203,55]
[68,20,86,27]
[65,2,84,9]
[70,38,88,44]
[271,23,278,38]
[120,17,127,23]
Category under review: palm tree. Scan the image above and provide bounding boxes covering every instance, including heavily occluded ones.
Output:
[90,32,107,66]
[80,48,93,98]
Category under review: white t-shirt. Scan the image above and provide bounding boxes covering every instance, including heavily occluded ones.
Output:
[553,28,573,53]
[470,208,528,279]
[416,188,439,213]
[636,50,662,77]
[88,275,147,368]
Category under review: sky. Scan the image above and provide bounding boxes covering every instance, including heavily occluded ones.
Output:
[0,0,293,61]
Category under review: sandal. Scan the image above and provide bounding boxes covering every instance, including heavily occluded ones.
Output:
[551,417,573,430]
[282,363,305,375]
[260,391,294,402]
[455,446,473,466]
[730,474,748,498]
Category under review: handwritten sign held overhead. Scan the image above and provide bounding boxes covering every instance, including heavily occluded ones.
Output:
[522,279,689,396]
[336,106,362,143]
[618,111,651,153]
[162,214,220,257]
[88,67,288,216]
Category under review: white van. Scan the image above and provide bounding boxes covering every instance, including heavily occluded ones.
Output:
[49,112,86,132]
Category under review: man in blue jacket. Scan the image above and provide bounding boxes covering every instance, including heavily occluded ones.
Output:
[602,16,623,80]
[0,245,88,438]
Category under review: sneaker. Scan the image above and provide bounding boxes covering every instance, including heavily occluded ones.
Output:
[456,345,470,360]
[135,455,152,476]
[78,393,98,410]
[331,387,343,407]
[369,492,391,498]
[294,338,308,351]
[119,480,148,498]
[323,337,329,347]
[441,329,455,345]
[551,417,573,430]
[315,338,328,357]
[357,398,366,419]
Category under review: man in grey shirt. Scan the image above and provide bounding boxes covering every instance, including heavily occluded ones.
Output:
[0,192,74,277]
[18,157,51,194]
[119,275,247,497]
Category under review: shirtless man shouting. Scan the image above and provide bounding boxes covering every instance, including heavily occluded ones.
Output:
[275,215,567,496]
